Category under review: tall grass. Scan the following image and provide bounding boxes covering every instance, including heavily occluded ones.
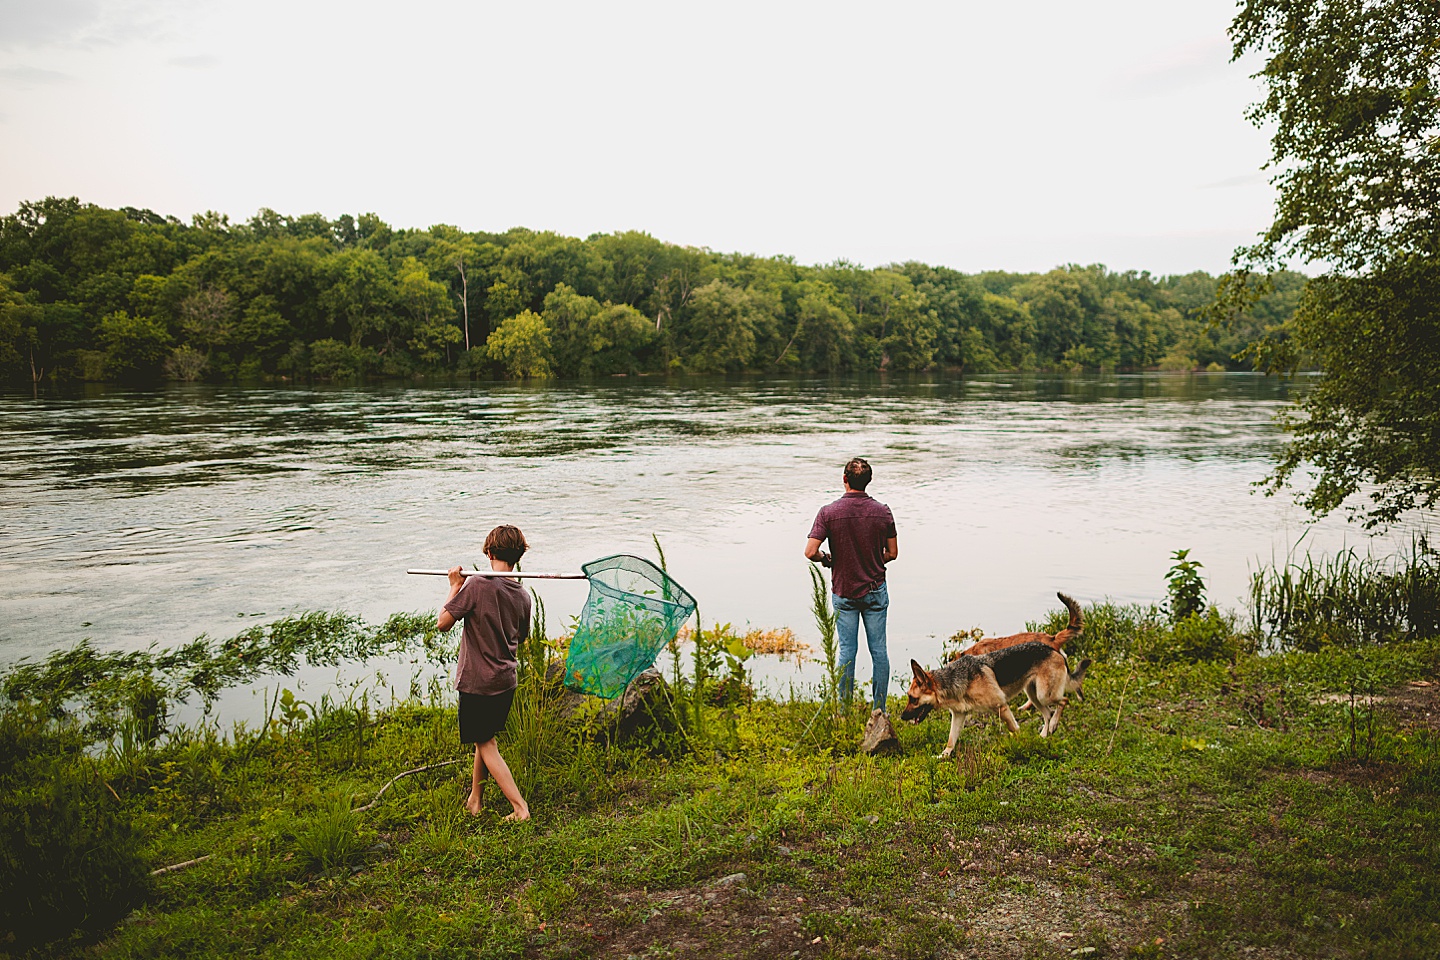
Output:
[505,592,570,797]
[1249,537,1440,651]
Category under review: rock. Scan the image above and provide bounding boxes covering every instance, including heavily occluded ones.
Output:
[553,667,678,746]
[709,872,747,889]
[859,708,901,755]
[607,668,676,743]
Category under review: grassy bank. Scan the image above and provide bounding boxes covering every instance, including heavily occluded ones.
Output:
[5,632,1440,959]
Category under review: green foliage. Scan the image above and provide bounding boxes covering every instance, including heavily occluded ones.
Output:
[0,198,1306,384]
[98,310,171,379]
[293,795,367,875]
[1,611,448,743]
[809,564,839,695]
[1222,1,1440,528]
[485,309,552,378]
[4,602,1440,956]
[1030,599,1251,665]
[1249,539,1440,652]
[0,704,151,951]
[1165,548,1206,622]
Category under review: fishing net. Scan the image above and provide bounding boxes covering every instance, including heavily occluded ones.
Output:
[562,554,697,699]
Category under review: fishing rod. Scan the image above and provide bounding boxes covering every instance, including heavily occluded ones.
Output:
[406,569,588,580]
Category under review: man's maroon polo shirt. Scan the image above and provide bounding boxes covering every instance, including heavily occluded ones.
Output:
[808,491,896,599]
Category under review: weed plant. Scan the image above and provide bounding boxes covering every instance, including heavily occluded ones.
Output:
[1249,536,1440,651]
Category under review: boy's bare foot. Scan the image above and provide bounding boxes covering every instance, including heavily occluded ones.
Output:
[501,804,530,822]
[463,790,484,816]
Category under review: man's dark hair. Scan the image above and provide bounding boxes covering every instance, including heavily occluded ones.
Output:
[484,524,528,564]
[844,457,872,491]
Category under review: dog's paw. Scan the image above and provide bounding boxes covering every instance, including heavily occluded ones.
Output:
[935,749,954,760]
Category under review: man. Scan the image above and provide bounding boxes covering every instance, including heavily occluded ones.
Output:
[804,457,899,712]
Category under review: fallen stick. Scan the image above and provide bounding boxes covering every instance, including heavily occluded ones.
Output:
[151,854,212,876]
[352,758,466,813]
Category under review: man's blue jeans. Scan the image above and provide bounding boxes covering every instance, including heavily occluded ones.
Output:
[833,582,889,711]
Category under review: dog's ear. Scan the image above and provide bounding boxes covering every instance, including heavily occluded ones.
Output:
[910,659,932,688]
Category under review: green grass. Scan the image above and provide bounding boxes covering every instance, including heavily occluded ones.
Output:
[6,637,1440,959]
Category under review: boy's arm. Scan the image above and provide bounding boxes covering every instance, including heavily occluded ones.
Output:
[436,565,466,631]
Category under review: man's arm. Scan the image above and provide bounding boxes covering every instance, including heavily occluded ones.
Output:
[883,537,898,564]
[804,538,832,566]
[436,565,465,631]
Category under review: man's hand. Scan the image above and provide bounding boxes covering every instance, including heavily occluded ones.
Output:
[447,565,466,591]
[815,550,833,568]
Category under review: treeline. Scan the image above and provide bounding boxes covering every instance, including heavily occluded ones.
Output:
[0,198,1304,382]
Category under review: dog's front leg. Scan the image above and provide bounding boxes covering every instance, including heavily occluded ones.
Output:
[937,710,968,758]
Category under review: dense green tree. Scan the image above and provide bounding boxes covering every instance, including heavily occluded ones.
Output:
[0,197,1310,385]
[97,311,170,379]
[677,280,766,373]
[1224,0,1440,527]
[486,310,553,378]
[320,249,400,352]
[584,303,653,375]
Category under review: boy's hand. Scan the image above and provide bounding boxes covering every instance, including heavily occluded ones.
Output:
[447,565,465,590]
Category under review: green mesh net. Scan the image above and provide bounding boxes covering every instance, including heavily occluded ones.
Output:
[562,555,697,699]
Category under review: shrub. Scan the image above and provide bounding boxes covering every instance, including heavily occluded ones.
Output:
[0,706,150,951]
[293,796,366,875]
[1152,608,1250,664]
[1166,549,1207,621]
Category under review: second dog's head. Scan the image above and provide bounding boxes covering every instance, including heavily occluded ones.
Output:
[901,659,938,723]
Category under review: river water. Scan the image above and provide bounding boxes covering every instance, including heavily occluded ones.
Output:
[0,374,1422,699]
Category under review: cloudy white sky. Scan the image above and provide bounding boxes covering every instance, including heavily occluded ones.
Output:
[0,1,1278,275]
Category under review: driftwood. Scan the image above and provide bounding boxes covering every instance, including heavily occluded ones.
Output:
[352,758,466,813]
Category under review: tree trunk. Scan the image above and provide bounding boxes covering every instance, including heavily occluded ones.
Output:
[456,259,470,352]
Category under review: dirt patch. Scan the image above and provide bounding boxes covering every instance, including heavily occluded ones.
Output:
[1383,680,1440,732]
[529,876,848,959]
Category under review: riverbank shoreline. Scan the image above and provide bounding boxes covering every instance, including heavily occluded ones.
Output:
[7,635,1439,959]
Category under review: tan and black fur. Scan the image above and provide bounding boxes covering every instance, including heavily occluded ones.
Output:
[901,641,1091,757]
[950,592,1083,659]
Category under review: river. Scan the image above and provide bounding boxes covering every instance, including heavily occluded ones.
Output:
[0,374,1422,700]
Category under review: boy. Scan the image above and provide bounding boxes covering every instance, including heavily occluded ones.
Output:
[435,524,532,820]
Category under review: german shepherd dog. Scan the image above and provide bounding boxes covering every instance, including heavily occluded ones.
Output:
[901,642,1091,757]
[950,592,1083,659]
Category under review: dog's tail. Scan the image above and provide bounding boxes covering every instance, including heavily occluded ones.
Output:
[1054,592,1083,647]
[1066,657,1093,701]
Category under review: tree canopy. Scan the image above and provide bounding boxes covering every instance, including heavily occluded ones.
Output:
[0,197,1301,386]
[1226,0,1440,528]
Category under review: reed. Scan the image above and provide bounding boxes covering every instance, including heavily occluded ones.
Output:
[1249,537,1440,651]
[505,592,569,797]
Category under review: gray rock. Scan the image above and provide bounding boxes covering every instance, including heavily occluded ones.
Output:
[709,872,747,889]
[554,667,678,746]
[859,708,901,755]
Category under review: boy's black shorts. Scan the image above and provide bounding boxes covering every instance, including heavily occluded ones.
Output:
[458,688,516,745]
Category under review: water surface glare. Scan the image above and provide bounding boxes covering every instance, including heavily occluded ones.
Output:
[0,374,1419,693]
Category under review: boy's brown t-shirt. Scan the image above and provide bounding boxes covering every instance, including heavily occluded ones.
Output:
[444,575,532,695]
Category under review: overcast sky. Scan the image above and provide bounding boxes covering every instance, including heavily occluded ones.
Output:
[0,1,1279,275]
